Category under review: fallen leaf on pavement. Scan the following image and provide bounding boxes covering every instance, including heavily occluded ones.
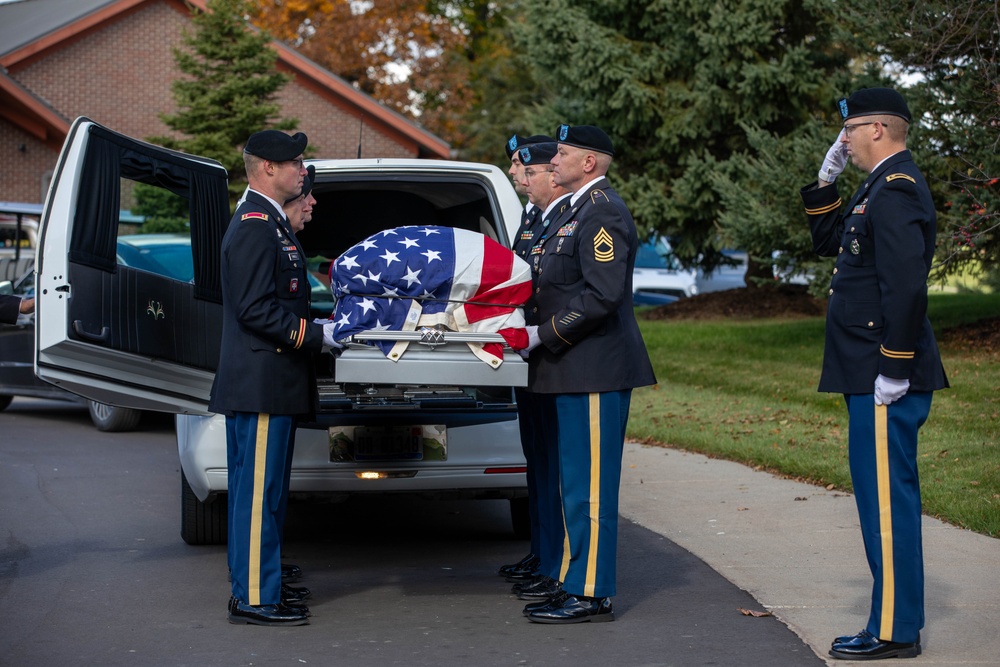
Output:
[738,608,772,617]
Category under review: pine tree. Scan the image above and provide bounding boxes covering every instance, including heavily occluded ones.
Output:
[151,0,296,202]
[514,0,861,284]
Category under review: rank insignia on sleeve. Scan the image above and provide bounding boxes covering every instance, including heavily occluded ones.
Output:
[241,211,268,221]
[594,227,614,262]
[886,173,916,184]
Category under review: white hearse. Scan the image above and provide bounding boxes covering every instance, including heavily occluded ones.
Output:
[35,118,530,545]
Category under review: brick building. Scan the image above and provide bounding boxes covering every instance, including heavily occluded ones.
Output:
[0,0,450,204]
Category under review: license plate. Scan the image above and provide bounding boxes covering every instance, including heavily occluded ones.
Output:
[328,425,447,462]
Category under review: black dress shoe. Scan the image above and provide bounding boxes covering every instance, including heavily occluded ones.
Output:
[830,630,921,660]
[498,553,538,578]
[281,601,311,617]
[522,590,567,616]
[228,599,309,626]
[833,630,921,647]
[281,563,303,582]
[281,583,312,604]
[527,592,614,624]
[515,576,563,601]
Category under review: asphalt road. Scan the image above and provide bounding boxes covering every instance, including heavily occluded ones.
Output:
[0,398,823,667]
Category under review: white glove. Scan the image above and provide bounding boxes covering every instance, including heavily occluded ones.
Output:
[518,325,541,359]
[320,321,342,351]
[818,130,848,182]
[874,374,909,406]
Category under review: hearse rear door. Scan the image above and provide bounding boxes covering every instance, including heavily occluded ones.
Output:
[35,118,229,415]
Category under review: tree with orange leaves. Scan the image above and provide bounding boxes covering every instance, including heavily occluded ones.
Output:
[250,0,485,147]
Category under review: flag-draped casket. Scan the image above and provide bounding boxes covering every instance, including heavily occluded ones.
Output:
[329,226,531,367]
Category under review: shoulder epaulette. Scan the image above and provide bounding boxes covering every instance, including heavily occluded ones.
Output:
[590,189,609,204]
[241,211,269,221]
[886,173,916,184]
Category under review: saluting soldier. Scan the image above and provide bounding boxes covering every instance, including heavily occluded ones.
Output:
[801,88,948,660]
[210,130,337,626]
[519,125,656,624]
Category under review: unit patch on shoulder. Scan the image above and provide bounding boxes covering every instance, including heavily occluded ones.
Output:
[241,211,268,221]
[594,227,614,262]
[886,173,916,184]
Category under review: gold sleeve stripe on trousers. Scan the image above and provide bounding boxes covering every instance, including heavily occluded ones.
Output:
[584,393,602,598]
[248,414,270,606]
[875,404,896,639]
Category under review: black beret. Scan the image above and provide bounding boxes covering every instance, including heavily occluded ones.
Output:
[524,134,555,145]
[839,88,911,123]
[285,165,315,205]
[555,124,614,156]
[505,134,555,159]
[505,134,529,159]
[518,142,557,166]
[244,130,308,161]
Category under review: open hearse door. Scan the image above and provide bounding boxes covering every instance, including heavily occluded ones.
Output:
[35,118,229,415]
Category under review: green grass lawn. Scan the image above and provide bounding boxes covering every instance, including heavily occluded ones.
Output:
[629,292,1000,537]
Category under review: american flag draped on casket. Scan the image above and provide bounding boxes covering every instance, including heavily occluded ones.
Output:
[328,226,531,366]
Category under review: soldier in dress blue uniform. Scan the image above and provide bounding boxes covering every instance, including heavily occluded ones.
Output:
[210,130,338,626]
[507,134,556,261]
[518,125,656,623]
[505,143,574,604]
[801,88,948,660]
[497,133,560,583]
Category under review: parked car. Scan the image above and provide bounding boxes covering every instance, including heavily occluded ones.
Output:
[35,118,529,545]
[632,236,697,304]
[0,203,142,430]
[696,248,749,294]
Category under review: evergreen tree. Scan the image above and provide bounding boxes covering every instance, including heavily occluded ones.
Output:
[151,0,296,203]
[841,0,1000,284]
[514,0,861,283]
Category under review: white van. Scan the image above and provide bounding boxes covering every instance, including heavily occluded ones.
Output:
[35,118,530,545]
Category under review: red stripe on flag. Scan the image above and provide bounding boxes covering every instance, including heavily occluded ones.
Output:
[463,237,529,324]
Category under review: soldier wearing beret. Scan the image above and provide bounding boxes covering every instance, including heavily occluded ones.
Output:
[496,133,562,584]
[801,88,948,660]
[518,124,656,624]
[210,130,337,626]
[507,134,557,261]
[501,142,574,604]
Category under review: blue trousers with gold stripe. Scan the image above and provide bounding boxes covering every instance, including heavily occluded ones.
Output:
[516,388,563,576]
[226,412,294,606]
[551,390,632,599]
[846,392,932,644]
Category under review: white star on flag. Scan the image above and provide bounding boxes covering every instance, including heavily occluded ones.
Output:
[329,225,531,365]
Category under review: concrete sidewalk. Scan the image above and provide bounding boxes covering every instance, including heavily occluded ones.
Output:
[619,442,1000,666]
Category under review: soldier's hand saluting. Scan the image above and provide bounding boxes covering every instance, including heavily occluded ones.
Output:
[818,129,848,185]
